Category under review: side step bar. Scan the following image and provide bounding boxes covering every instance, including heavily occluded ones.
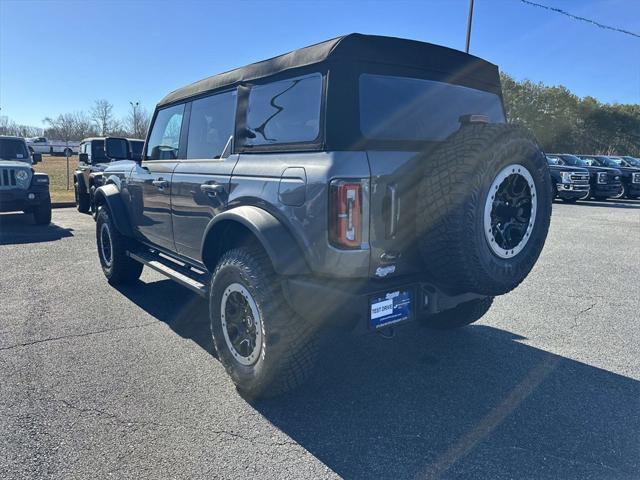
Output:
[127,250,210,298]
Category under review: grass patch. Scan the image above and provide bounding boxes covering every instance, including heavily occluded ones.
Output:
[33,155,78,203]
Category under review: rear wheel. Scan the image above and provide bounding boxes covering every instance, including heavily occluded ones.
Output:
[420,297,494,330]
[96,208,143,284]
[416,123,552,296]
[209,244,318,399]
[32,197,52,225]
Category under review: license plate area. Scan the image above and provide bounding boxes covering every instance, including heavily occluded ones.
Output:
[369,288,414,330]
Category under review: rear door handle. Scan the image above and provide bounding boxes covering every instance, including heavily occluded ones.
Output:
[200,183,224,194]
[152,179,169,189]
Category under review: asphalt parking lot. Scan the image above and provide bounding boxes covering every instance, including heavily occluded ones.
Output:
[1,200,639,480]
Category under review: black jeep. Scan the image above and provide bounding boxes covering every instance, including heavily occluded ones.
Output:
[0,136,51,225]
[547,154,622,201]
[545,155,590,202]
[74,137,144,214]
[94,34,552,398]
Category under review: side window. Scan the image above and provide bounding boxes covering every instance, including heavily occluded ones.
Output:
[245,73,322,146]
[146,104,185,160]
[187,90,236,159]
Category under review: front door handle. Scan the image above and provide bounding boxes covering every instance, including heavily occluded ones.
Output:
[200,183,224,194]
[152,179,169,189]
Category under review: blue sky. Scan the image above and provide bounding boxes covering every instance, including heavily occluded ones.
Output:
[1,0,638,127]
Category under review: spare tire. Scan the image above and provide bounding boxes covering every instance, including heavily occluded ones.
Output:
[416,123,552,296]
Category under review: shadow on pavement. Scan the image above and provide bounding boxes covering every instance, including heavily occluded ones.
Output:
[118,278,640,479]
[0,212,74,245]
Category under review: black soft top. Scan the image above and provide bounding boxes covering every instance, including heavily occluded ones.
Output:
[158,33,500,107]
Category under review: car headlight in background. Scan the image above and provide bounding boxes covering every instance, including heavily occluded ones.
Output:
[561,172,572,183]
[597,172,607,184]
[15,170,29,186]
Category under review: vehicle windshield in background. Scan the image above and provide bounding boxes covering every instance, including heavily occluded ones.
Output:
[546,155,561,165]
[606,157,624,166]
[560,154,589,167]
[594,156,619,168]
[0,139,30,162]
[622,156,640,167]
[91,140,108,161]
[359,74,505,142]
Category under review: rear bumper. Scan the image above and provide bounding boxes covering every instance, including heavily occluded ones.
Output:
[282,274,486,333]
[0,187,50,212]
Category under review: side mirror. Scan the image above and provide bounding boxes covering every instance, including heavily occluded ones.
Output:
[79,153,89,164]
[31,153,42,164]
[105,137,130,160]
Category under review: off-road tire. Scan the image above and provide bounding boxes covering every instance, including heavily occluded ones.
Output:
[416,123,552,296]
[33,197,52,225]
[420,297,494,330]
[209,244,318,400]
[75,178,91,213]
[96,207,143,284]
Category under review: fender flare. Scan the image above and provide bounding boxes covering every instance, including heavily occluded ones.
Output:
[93,184,134,237]
[202,206,310,276]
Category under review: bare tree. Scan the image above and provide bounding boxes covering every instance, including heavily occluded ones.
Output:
[43,112,96,141]
[125,101,150,139]
[0,115,43,137]
[90,99,115,136]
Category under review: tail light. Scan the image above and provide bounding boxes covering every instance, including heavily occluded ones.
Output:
[329,179,363,249]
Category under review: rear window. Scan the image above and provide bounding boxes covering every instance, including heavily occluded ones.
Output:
[359,74,505,142]
[245,73,322,146]
[0,139,30,162]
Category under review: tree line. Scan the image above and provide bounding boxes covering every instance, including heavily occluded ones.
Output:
[1,77,638,156]
[0,99,150,142]
[501,73,640,156]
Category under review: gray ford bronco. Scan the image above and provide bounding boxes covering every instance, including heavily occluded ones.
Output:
[0,136,51,225]
[94,34,552,398]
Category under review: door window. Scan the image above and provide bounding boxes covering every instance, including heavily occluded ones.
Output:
[187,90,236,159]
[146,104,185,160]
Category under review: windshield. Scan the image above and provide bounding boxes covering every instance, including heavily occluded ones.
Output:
[91,140,108,161]
[595,156,619,168]
[560,154,588,167]
[359,74,505,142]
[622,156,640,167]
[607,157,623,165]
[0,139,31,162]
[546,155,561,165]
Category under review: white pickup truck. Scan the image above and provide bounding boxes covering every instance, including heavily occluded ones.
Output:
[26,137,80,156]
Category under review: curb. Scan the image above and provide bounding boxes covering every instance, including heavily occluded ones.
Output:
[52,202,76,209]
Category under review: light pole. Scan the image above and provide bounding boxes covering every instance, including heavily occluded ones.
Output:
[130,101,139,137]
[465,0,475,53]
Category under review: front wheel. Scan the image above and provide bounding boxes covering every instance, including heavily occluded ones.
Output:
[419,297,494,330]
[96,208,143,284]
[612,184,626,199]
[209,244,318,399]
[32,197,52,225]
